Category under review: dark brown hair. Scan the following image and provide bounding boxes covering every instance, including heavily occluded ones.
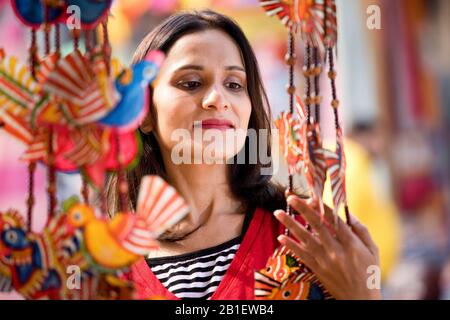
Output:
[105,10,286,220]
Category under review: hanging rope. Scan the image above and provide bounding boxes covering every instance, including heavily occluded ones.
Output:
[47,128,57,219]
[30,29,38,80]
[73,28,81,52]
[81,177,90,206]
[102,19,111,76]
[114,132,129,213]
[54,22,61,58]
[26,162,36,231]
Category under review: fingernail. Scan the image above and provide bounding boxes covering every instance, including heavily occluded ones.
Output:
[274,210,284,219]
[287,195,296,203]
[277,235,286,244]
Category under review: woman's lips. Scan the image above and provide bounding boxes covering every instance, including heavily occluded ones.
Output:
[195,119,235,130]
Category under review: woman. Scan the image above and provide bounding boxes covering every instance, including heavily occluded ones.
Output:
[106,10,381,300]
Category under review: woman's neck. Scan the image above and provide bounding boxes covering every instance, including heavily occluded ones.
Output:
[150,153,246,256]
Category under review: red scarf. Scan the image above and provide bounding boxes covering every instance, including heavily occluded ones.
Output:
[129,207,292,300]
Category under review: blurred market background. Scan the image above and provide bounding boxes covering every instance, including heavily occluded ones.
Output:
[0,0,449,299]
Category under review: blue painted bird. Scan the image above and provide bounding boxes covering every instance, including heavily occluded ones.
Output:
[0,210,66,299]
[98,51,165,132]
[64,0,113,29]
[12,0,64,27]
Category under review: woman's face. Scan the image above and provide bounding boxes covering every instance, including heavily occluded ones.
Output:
[148,29,252,164]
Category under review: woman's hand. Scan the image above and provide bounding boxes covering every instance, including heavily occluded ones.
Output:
[274,195,382,300]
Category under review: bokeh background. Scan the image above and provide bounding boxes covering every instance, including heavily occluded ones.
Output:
[0,0,449,299]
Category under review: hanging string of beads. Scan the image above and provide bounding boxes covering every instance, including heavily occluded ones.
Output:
[312,47,321,124]
[303,44,312,124]
[284,29,296,236]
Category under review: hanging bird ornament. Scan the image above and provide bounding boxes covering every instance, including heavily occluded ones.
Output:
[63,175,190,271]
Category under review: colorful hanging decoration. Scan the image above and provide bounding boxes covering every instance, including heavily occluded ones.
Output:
[255,245,331,300]
[0,1,185,300]
[0,175,189,299]
[258,0,349,300]
[0,49,164,187]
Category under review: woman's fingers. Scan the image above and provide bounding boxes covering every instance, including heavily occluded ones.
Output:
[274,210,322,252]
[277,234,319,272]
[286,195,337,250]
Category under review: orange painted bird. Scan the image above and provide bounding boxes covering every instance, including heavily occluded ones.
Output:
[64,175,190,271]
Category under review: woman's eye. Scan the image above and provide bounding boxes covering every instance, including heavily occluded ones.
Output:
[225,82,243,91]
[178,81,201,90]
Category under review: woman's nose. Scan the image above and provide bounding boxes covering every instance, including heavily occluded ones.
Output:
[202,86,229,111]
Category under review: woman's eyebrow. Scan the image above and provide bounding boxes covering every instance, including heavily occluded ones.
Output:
[225,66,245,73]
[175,64,204,72]
[173,64,245,73]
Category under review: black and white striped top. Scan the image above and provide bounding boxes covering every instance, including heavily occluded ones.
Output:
[146,236,242,299]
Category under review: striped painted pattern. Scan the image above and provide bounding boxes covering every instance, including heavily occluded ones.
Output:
[308,125,327,197]
[0,56,37,144]
[64,128,103,166]
[147,236,241,299]
[44,51,114,124]
[124,176,190,255]
[324,127,347,217]
[324,0,338,48]
[259,0,297,29]
[275,111,303,174]
[302,1,326,49]
[116,176,190,256]
[20,128,48,162]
